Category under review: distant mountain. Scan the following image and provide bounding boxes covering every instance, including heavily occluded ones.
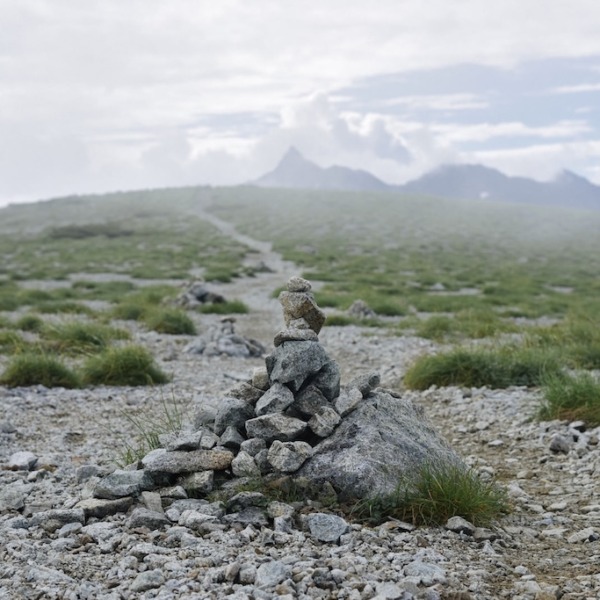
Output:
[399,164,600,210]
[251,148,600,209]
[252,147,390,192]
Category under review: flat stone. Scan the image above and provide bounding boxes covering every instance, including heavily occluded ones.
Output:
[140,491,163,513]
[213,397,256,436]
[287,276,312,292]
[143,449,233,475]
[308,406,341,437]
[75,497,133,519]
[158,485,188,499]
[7,451,38,471]
[567,527,598,543]
[445,516,476,535]
[227,382,264,405]
[30,509,85,533]
[226,492,267,512]
[127,507,170,530]
[274,328,319,347]
[131,570,165,593]
[255,560,292,588]
[166,431,204,451]
[334,388,363,417]
[403,561,447,586]
[180,471,214,496]
[76,464,105,483]
[255,382,295,416]
[222,506,269,527]
[252,367,270,390]
[93,469,154,499]
[348,372,381,397]
[240,437,266,457]
[220,425,245,449]
[268,440,313,473]
[306,512,348,542]
[266,341,329,391]
[200,430,220,449]
[245,414,308,443]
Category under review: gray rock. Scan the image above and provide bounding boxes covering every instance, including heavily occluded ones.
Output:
[308,406,341,437]
[268,440,313,473]
[158,485,188,499]
[181,471,214,496]
[252,367,270,390]
[127,507,170,529]
[274,327,319,347]
[306,512,349,542]
[255,560,292,588]
[240,437,266,457]
[75,497,133,519]
[75,464,105,483]
[143,448,233,475]
[228,382,265,404]
[549,434,571,454]
[312,361,341,401]
[7,451,38,471]
[168,499,211,514]
[279,290,326,334]
[166,430,204,451]
[255,449,272,475]
[287,276,312,292]
[0,481,33,512]
[30,509,85,533]
[445,516,476,535]
[226,492,267,512]
[347,299,376,318]
[0,420,17,434]
[266,341,329,391]
[334,387,363,417]
[222,506,269,527]
[200,430,220,449]
[140,491,163,513]
[130,569,165,593]
[93,469,154,499]
[348,371,381,397]
[297,390,464,499]
[567,527,598,543]
[255,382,295,416]
[293,384,329,418]
[245,413,308,443]
[220,425,246,449]
[231,451,261,478]
[214,397,256,436]
[403,561,447,586]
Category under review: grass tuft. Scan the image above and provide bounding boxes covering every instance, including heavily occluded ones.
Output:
[0,353,80,388]
[196,300,249,315]
[41,322,131,354]
[144,308,197,334]
[82,345,169,386]
[404,347,559,390]
[351,463,509,526]
[15,314,45,332]
[539,372,600,426]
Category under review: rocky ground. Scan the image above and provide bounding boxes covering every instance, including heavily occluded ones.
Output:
[1,213,599,599]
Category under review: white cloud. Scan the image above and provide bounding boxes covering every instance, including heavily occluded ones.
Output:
[550,83,600,94]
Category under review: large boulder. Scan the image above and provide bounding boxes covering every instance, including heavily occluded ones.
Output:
[296,390,464,500]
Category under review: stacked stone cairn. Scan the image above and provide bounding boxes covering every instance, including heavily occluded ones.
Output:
[85,276,462,536]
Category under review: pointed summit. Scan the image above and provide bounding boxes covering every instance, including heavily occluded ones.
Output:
[252,147,390,191]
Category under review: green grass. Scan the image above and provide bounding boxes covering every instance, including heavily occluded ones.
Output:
[144,308,197,335]
[196,299,249,315]
[404,346,560,390]
[0,353,81,388]
[33,300,95,316]
[539,372,600,426]
[117,392,186,466]
[81,345,169,386]
[0,331,31,354]
[41,322,131,354]
[351,463,509,526]
[14,314,45,332]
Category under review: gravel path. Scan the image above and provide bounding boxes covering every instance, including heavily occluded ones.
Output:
[1,213,599,599]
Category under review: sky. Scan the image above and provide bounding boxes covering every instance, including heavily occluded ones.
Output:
[2,0,600,206]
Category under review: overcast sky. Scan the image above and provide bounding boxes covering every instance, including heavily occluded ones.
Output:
[2,0,600,206]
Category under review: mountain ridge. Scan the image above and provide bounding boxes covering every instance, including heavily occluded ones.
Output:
[251,148,600,210]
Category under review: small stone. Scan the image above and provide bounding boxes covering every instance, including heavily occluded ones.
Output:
[255,560,292,588]
[93,469,154,499]
[240,437,266,457]
[7,451,38,471]
[255,382,295,416]
[287,276,311,292]
[140,491,163,513]
[130,569,165,593]
[75,497,133,519]
[306,512,348,542]
[0,481,33,512]
[0,421,17,434]
[445,516,476,535]
[375,582,405,599]
[227,492,267,512]
[312,360,341,401]
[220,426,245,449]
[30,509,85,533]
[127,507,170,530]
[252,367,270,390]
[403,561,447,586]
[294,385,329,418]
[308,406,341,437]
[569,420,586,432]
[334,388,363,417]
[181,470,214,496]
[223,506,269,527]
[267,501,295,519]
[567,527,598,543]
[274,328,319,347]
[268,440,313,473]
[279,290,325,334]
[227,382,264,404]
[200,430,220,449]
[214,397,256,436]
[348,372,381,398]
[245,414,308,443]
[231,451,261,477]
[266,341,329,391]
[158,485,188,499]
[239,565,257,585]
[166,430,204,451]
[549,434,571,454]
[225,561,241,582]
[76,464,104,483]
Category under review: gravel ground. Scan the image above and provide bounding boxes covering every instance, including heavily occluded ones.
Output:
[1,214,599,599]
